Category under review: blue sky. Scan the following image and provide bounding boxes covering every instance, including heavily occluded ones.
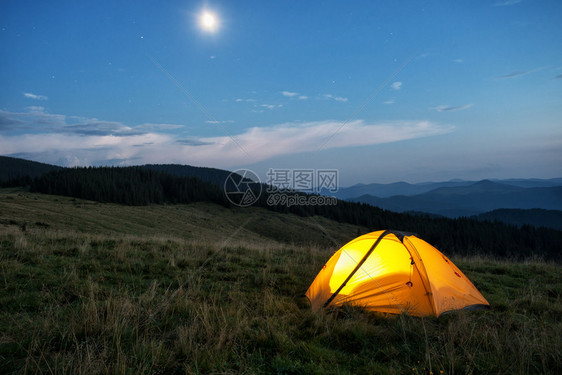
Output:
[1,0,561,185]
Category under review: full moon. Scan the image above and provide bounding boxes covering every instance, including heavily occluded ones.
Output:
[199,11,218,32]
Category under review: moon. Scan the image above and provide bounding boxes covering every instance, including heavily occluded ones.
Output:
[199,11,219,32]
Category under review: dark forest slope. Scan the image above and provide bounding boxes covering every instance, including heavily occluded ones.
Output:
[28,166,562,261]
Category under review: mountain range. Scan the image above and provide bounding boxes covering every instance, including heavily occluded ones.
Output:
[339,179,562,220]
[2,155,562,231]
[334,178,562,199]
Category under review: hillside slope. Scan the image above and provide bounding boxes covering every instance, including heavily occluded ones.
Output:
[142,163,241,186]
[476,208,562,231]
[0,188,365,249]
[0,156,61,185]
[1,189,561,374]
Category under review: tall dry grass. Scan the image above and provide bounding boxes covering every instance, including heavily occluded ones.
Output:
[1,224,561,374]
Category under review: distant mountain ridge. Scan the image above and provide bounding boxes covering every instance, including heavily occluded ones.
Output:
[334,177,562,199]
[348,180,562,218]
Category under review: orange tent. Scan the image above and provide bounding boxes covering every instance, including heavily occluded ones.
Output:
[306,230,489,317]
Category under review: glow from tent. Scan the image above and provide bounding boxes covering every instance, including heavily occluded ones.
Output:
[329,238,411,295]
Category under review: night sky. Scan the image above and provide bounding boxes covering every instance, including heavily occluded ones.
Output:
[1,0,561,185]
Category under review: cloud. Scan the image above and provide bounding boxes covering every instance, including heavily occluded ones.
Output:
[453,59,464,63]
[0,112,453,168]
[281,91,298,97]
[135,123,185,131]
[26,106,45,112]
[496,71,528,79]
[432,104,473,112]
[61,121,145,136]
[260,104,283,110]
[496,66,548,79]
[0,107,147,136]
[391,82,402,90]
[281,91,308,100]
[493,0,522,6]
[205,120,234,124]
[133,142,154,148]
[175,139,214,146]
[324,94,348,102]
[0,112,25,130]
[23,92,48,101]
[0,107,66,129]
[383,99,395,105]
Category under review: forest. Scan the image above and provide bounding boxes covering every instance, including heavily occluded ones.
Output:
[28,166,562,261]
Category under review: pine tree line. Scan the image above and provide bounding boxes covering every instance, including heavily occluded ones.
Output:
[30,167,229,207]
[27,166,562,261]
[254,190,562,261]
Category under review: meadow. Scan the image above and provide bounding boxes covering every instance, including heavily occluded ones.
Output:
[1,190,561,374]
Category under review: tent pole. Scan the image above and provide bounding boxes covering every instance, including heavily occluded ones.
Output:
[322,230,392,308]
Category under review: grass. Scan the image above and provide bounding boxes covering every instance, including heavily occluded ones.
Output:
[1,190,561,374]
[0,188,365,248]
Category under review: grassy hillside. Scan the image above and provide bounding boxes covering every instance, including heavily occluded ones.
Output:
[1,190,561,374]
[0,188,364,247]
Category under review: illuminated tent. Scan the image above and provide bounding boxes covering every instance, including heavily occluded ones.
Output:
[306,230,489,317]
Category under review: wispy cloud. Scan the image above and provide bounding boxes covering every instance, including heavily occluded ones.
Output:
[26,106,45,112]
[0,112,25,130]
[383,99,395,105]
[23,92,48,101]
[281,91,298,97]
[324,94,348,102]
[1,107,65,129]
[391,81,402,90]
[0,107,453,168]
[453,58,464,63]
[281,91,308,100]
[260,104,283,110]
[496,71,528,79]
[175,139,214,146]
[135,123,185,131]
[493,0,522,6]
[205,120,234,124]
[432,104,473,112]
[495,66,547,79]
[0,107,163,136]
